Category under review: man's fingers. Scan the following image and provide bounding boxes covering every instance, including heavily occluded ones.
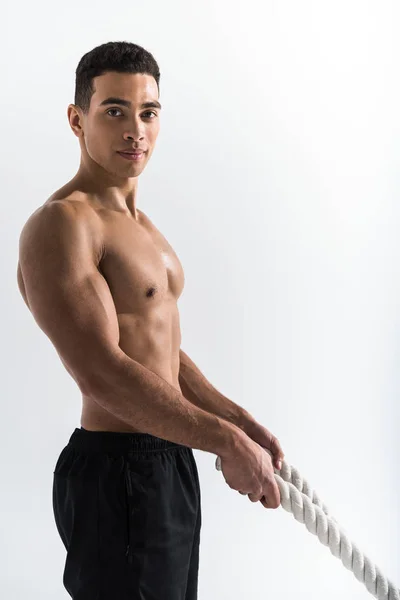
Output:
[248,495,260,503]
[271,435,284,458]
[269,436,285,468]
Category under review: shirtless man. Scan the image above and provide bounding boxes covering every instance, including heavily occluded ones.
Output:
[16,41,284,599]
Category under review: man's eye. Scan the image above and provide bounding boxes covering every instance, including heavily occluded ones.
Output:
[107,108,122,117]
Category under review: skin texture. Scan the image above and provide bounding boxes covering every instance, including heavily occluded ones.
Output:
[17,72,187,433]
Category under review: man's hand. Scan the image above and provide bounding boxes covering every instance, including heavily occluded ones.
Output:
[238,417,285,508]
[241,417,285,471]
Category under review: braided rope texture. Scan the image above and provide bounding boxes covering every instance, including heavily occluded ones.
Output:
[215,452,399,600]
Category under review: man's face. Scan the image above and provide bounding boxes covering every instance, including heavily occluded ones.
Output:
[72,71,161,179]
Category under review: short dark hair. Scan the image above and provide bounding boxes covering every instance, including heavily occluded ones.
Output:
[74,41,161,114]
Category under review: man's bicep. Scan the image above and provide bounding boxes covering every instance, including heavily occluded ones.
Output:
[18,203,122,392]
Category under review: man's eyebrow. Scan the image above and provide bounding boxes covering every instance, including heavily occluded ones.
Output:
[98,97,162,110]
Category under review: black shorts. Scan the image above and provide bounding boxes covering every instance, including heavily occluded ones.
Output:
[52,427,202,599]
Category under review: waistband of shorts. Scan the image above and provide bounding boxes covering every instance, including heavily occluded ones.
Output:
[67,427,188,454]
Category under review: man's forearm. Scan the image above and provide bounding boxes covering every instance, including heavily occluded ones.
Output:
[86,348,243,457]
[178,348,253,431]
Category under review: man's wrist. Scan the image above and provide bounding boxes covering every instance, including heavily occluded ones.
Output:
[236,409,255,432]
[217,418,246,459]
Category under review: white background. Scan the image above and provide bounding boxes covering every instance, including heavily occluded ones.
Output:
[2,1,399,598]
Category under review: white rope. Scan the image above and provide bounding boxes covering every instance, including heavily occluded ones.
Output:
[215,449,399,600]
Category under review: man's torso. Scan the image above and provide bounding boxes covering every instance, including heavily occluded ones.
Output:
[17,182,186,433]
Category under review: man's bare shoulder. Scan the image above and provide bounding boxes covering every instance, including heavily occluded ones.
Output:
[21,186,94,223]
[44,188,95,214]
[20,193,104,266]
[137,208,161,232]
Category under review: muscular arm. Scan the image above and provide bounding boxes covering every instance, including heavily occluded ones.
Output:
[178,348,253,430]
[18,202,245,457]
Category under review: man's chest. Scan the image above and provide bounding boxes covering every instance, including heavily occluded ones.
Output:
[99,211,185,312]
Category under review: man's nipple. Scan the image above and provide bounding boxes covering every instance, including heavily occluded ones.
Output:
[146,286,156,298]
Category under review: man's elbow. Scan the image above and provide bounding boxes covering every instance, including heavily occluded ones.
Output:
[70,345,126,400]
